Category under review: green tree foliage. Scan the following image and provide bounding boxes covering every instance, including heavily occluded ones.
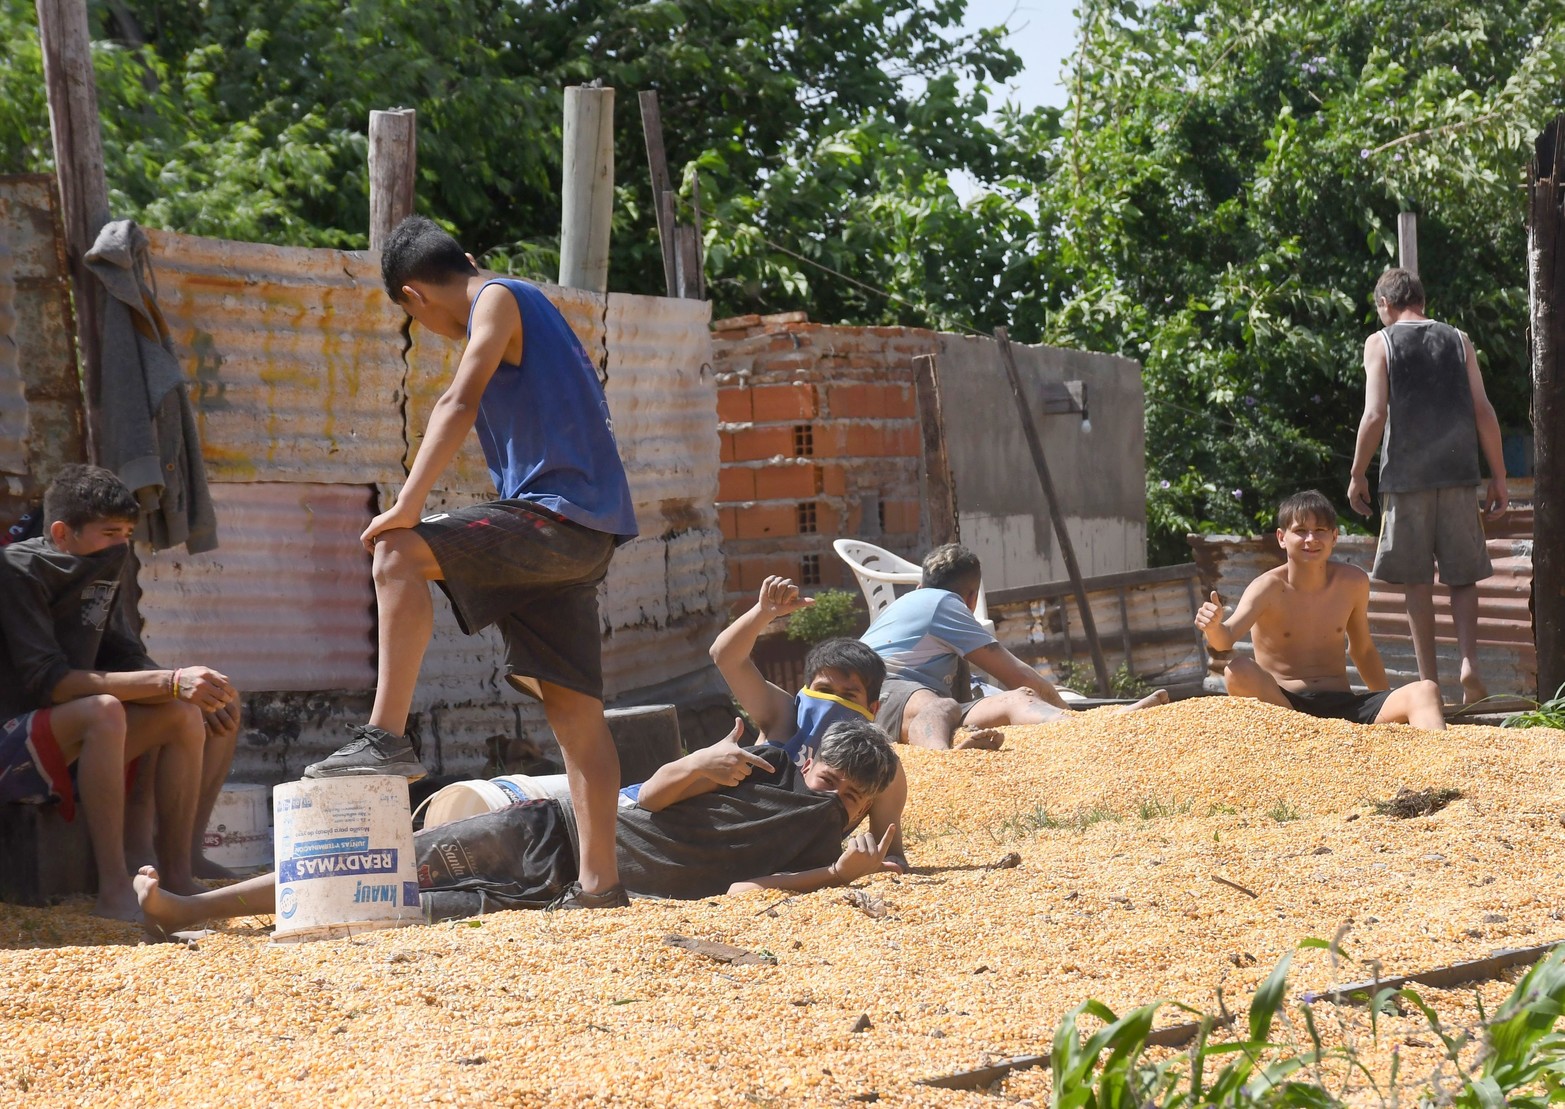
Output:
[0,0,1026,292]
[1028,0,1564,559]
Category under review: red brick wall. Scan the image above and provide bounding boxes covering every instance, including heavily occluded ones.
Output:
[712,313,937,612]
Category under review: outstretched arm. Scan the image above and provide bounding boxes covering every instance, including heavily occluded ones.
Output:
[1344,576,1389,691]
[362,283,517,549]
[634,719,774,812]
[728,824,900,894]
[964,643,1068,708]
[1348,333,1389,517]
[709,576,809,739]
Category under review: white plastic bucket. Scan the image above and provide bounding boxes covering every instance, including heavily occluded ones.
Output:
[202,783,272,871]
[271,777,421,944]
[492,773,570,803]
[418,779,512,830]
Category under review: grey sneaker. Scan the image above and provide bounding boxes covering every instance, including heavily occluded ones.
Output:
[544,882,629,911]
[301,725,427,780]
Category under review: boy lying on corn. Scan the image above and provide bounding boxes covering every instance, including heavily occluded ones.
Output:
[1196,490,1445,729]
[707,575,912,872]
[134,717,902,935]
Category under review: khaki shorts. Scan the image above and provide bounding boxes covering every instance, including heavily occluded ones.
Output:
[1371,486,1491,586]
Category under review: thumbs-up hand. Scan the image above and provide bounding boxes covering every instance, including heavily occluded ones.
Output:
[1195,591,1222,631]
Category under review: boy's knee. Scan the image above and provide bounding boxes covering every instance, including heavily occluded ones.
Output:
[77,694,126,732]
[371,529,433,584]
[1413,679,1441,704]
[1223,656,1263,693]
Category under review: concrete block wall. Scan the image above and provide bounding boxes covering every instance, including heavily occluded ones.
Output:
[711,312,937,611]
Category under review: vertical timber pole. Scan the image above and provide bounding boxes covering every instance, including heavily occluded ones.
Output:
[1529,118,1565,700]
[559,85,615,295]
[368,108,417,252]
[912,354,959,547]
[637,91,677,296]
[995,327,1112,696]
[36,0,110,462]
[1398,211,1419,275]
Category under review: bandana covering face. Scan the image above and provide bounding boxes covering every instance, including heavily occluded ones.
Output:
[778,687,874,768]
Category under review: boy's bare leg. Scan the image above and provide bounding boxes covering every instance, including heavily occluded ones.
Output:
[125,702,206,896]
[1221,657,1294,708]
[964,688,1069,730]
[901,690,963,749]
[55,696,139,921]
[192,705,242,879]
[1375,679,1446,730]
[123,751,158,872]
[1448,584,1486,704]
[1121,689,1171,711]
[1403,585,1440,686]
[135,865,276,938]
[368,528,441,736]
[538,682,621,894]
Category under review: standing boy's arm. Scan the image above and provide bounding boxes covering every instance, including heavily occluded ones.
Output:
[1348,333,1390,517]
[1462,332,1509,519]
[709,576,808,738]
[362,284,519,548]
[1344,575,1389,692]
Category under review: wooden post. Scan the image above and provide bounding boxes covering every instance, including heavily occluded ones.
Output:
[912,354,959,546]
[688,166,705,300]
[994,326,1112,696]
[674,225,700,299]
[1398,211,1419,275]
[638,91,677,296]
[36,0,110,462]
[1529,117,1565,700]
[559,85,615,294]
[368,108,417,252]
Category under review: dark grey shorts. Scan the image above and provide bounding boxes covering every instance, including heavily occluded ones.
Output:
[1281,688,1393,726]
[415,499,616,702]
[873,678,982,743]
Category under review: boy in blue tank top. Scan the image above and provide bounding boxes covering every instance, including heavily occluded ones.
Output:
[303,217,637,911]
[708,575,911,872]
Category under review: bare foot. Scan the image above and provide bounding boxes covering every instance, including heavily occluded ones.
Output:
[1122,689,1170,712]
[192,855,245,882]
[93,885,143,923]
[955,727,1005,751]
[1460,663,1487,706]
[134,866,198,939]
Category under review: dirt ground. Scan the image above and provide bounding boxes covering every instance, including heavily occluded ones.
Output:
[0,697,1561,1106]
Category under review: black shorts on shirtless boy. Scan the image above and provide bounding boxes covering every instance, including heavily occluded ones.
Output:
[1281,688,1392,725]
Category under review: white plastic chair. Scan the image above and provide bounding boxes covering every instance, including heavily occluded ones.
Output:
[831,539,993,632]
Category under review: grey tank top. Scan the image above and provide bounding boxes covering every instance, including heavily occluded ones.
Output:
[1377,319,1481,492]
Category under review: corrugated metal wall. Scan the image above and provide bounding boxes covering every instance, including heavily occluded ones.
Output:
[0,176,85,521]
[121,231,722,779]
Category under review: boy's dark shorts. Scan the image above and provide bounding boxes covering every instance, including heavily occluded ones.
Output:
[1281,688,1392,725]
[414,799,578,923]
[415,500,616,702]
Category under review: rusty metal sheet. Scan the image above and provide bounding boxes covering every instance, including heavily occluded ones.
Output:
[143,229,407,483]
[401,279,608,491]
[0,174,83,511]
[137,482,376,691]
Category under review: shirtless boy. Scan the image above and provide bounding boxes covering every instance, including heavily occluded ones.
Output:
[709,575,909,871]
[1195,490,1444,729]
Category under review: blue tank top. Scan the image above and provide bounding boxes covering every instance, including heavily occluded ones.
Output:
[774,688,876,769]
[468,279,638,541]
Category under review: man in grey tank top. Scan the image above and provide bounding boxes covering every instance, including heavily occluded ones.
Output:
[1347,268,1508,704]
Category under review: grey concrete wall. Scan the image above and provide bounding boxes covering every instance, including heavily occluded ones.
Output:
[935,335,1145,591]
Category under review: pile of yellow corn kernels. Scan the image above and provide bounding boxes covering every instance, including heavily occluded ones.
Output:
[1,697,1560,1106]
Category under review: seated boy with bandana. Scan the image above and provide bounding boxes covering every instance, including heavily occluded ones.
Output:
[708,576,909,871]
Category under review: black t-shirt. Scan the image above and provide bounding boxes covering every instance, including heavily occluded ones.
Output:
[0,538,155,720]
[616,746,847,899]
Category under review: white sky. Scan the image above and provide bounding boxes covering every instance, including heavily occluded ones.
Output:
[958,0,1079,111]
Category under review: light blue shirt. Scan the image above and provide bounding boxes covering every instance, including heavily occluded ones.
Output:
[860,588,996,693]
